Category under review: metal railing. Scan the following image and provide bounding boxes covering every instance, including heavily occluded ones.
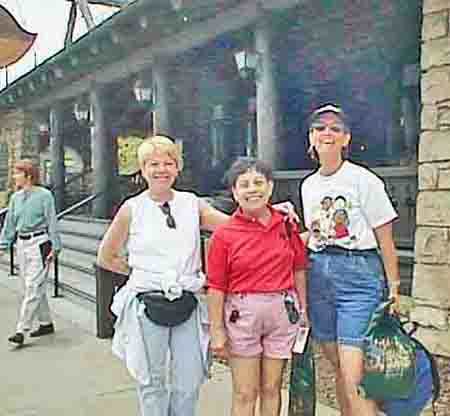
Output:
[56,192,101,220]
[51,168,93,194]
[51,192,102,297]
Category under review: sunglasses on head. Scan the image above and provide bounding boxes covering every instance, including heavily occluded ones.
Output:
[160,202,176,229]
[310,123,345,134]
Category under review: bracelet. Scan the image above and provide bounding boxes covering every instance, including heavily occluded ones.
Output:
[387,280,401,288]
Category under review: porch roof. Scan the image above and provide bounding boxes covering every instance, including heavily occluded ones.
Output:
[0,0,300,112]
[64,0,131,6]
[0,5,37,69]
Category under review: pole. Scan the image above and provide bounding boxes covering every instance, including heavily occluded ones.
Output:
[9,246,15,276]
[53,256,60,297]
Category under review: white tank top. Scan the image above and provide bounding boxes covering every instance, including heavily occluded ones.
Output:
[124,190,204,293]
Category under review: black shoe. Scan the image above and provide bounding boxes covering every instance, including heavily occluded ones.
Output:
[8,332,24,345]
[30,323,55,338]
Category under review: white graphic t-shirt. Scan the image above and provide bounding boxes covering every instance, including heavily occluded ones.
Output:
[301,161,398,252]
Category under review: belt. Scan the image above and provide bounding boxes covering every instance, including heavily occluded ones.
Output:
[312,246,378,257]
[137,290,194,300]
[137,291,165,300]
[18,230,47,240]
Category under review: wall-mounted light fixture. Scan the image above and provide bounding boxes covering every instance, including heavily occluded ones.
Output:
[111,33,120,45]
[170,0,183,10]
[234,49,260,81]
[38,121,50,134]
[70,56,79,67]
[89,44,100,56]
[73,96,90,123]
[139,16,148,30]
[53,67,64,79]
[133,73,154,109]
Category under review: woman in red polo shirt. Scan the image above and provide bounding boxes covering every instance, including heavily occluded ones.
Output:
[207,158,308,416]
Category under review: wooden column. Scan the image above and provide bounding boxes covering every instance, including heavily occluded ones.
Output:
[49,107,65,213]
[91,87,116,218]
[153,62,174,137]
[25,112,44,166]
[255,20,283,168]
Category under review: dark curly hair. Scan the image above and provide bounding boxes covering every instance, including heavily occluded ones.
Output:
[225,157,273,189]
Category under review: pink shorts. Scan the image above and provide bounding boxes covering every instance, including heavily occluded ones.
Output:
[224,290,301,359]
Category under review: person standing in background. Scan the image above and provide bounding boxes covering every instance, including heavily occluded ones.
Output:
[0,159,62,346]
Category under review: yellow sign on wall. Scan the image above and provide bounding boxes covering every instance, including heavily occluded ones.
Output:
[117,136,144,176]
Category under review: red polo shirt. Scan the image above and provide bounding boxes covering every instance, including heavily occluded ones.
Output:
[206,206,308,293]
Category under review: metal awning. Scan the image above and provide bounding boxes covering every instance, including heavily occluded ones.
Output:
[0,5,37,68]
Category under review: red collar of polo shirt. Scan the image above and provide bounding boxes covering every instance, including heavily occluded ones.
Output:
[232,205,286,229]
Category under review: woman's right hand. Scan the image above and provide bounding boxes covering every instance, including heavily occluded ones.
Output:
[209,327,229,359]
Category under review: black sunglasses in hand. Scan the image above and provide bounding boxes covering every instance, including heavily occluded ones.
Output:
[160,202,176,229]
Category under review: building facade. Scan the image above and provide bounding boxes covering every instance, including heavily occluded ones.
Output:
[0,0,448,365]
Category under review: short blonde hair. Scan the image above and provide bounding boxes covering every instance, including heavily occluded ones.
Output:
[137,135,183,170]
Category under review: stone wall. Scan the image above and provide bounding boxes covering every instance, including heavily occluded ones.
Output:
[0,110,25,206]
[0,110,40,207]
[413,0,450,358]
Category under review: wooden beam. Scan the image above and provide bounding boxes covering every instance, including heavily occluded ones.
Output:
[64,2,77,47]
[65,0,128,7]
[74,0,96,30]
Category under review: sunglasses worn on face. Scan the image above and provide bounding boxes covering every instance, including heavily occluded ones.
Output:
[160,202,176,229]
[311,123,345,134]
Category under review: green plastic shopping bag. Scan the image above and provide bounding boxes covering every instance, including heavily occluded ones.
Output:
[359,300,417,400]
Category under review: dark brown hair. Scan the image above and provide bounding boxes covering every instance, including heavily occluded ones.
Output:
[225,157,273,188]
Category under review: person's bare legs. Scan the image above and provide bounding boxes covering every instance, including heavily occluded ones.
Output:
[229,356,260,416]
[320,342,351,415]
[259,357,286,416]
[338,345,377,416]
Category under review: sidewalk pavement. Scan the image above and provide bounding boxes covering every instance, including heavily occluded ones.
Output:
[0,269,339,416]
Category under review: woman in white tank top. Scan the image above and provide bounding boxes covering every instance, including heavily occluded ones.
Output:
[97,135,229,416]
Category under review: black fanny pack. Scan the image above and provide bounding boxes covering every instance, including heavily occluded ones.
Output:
[137,290,198,327]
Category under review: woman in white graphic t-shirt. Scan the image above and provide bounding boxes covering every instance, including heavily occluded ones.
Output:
[300,104,401,416]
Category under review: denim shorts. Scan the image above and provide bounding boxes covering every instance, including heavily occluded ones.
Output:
[380,349,433,416]
[307,250,384,348]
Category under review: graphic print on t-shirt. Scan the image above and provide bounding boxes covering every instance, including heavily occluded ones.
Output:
[310,194,358,250]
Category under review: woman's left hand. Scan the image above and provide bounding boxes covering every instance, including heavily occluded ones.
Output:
[389,292,401,315]
[209,327,229,359]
